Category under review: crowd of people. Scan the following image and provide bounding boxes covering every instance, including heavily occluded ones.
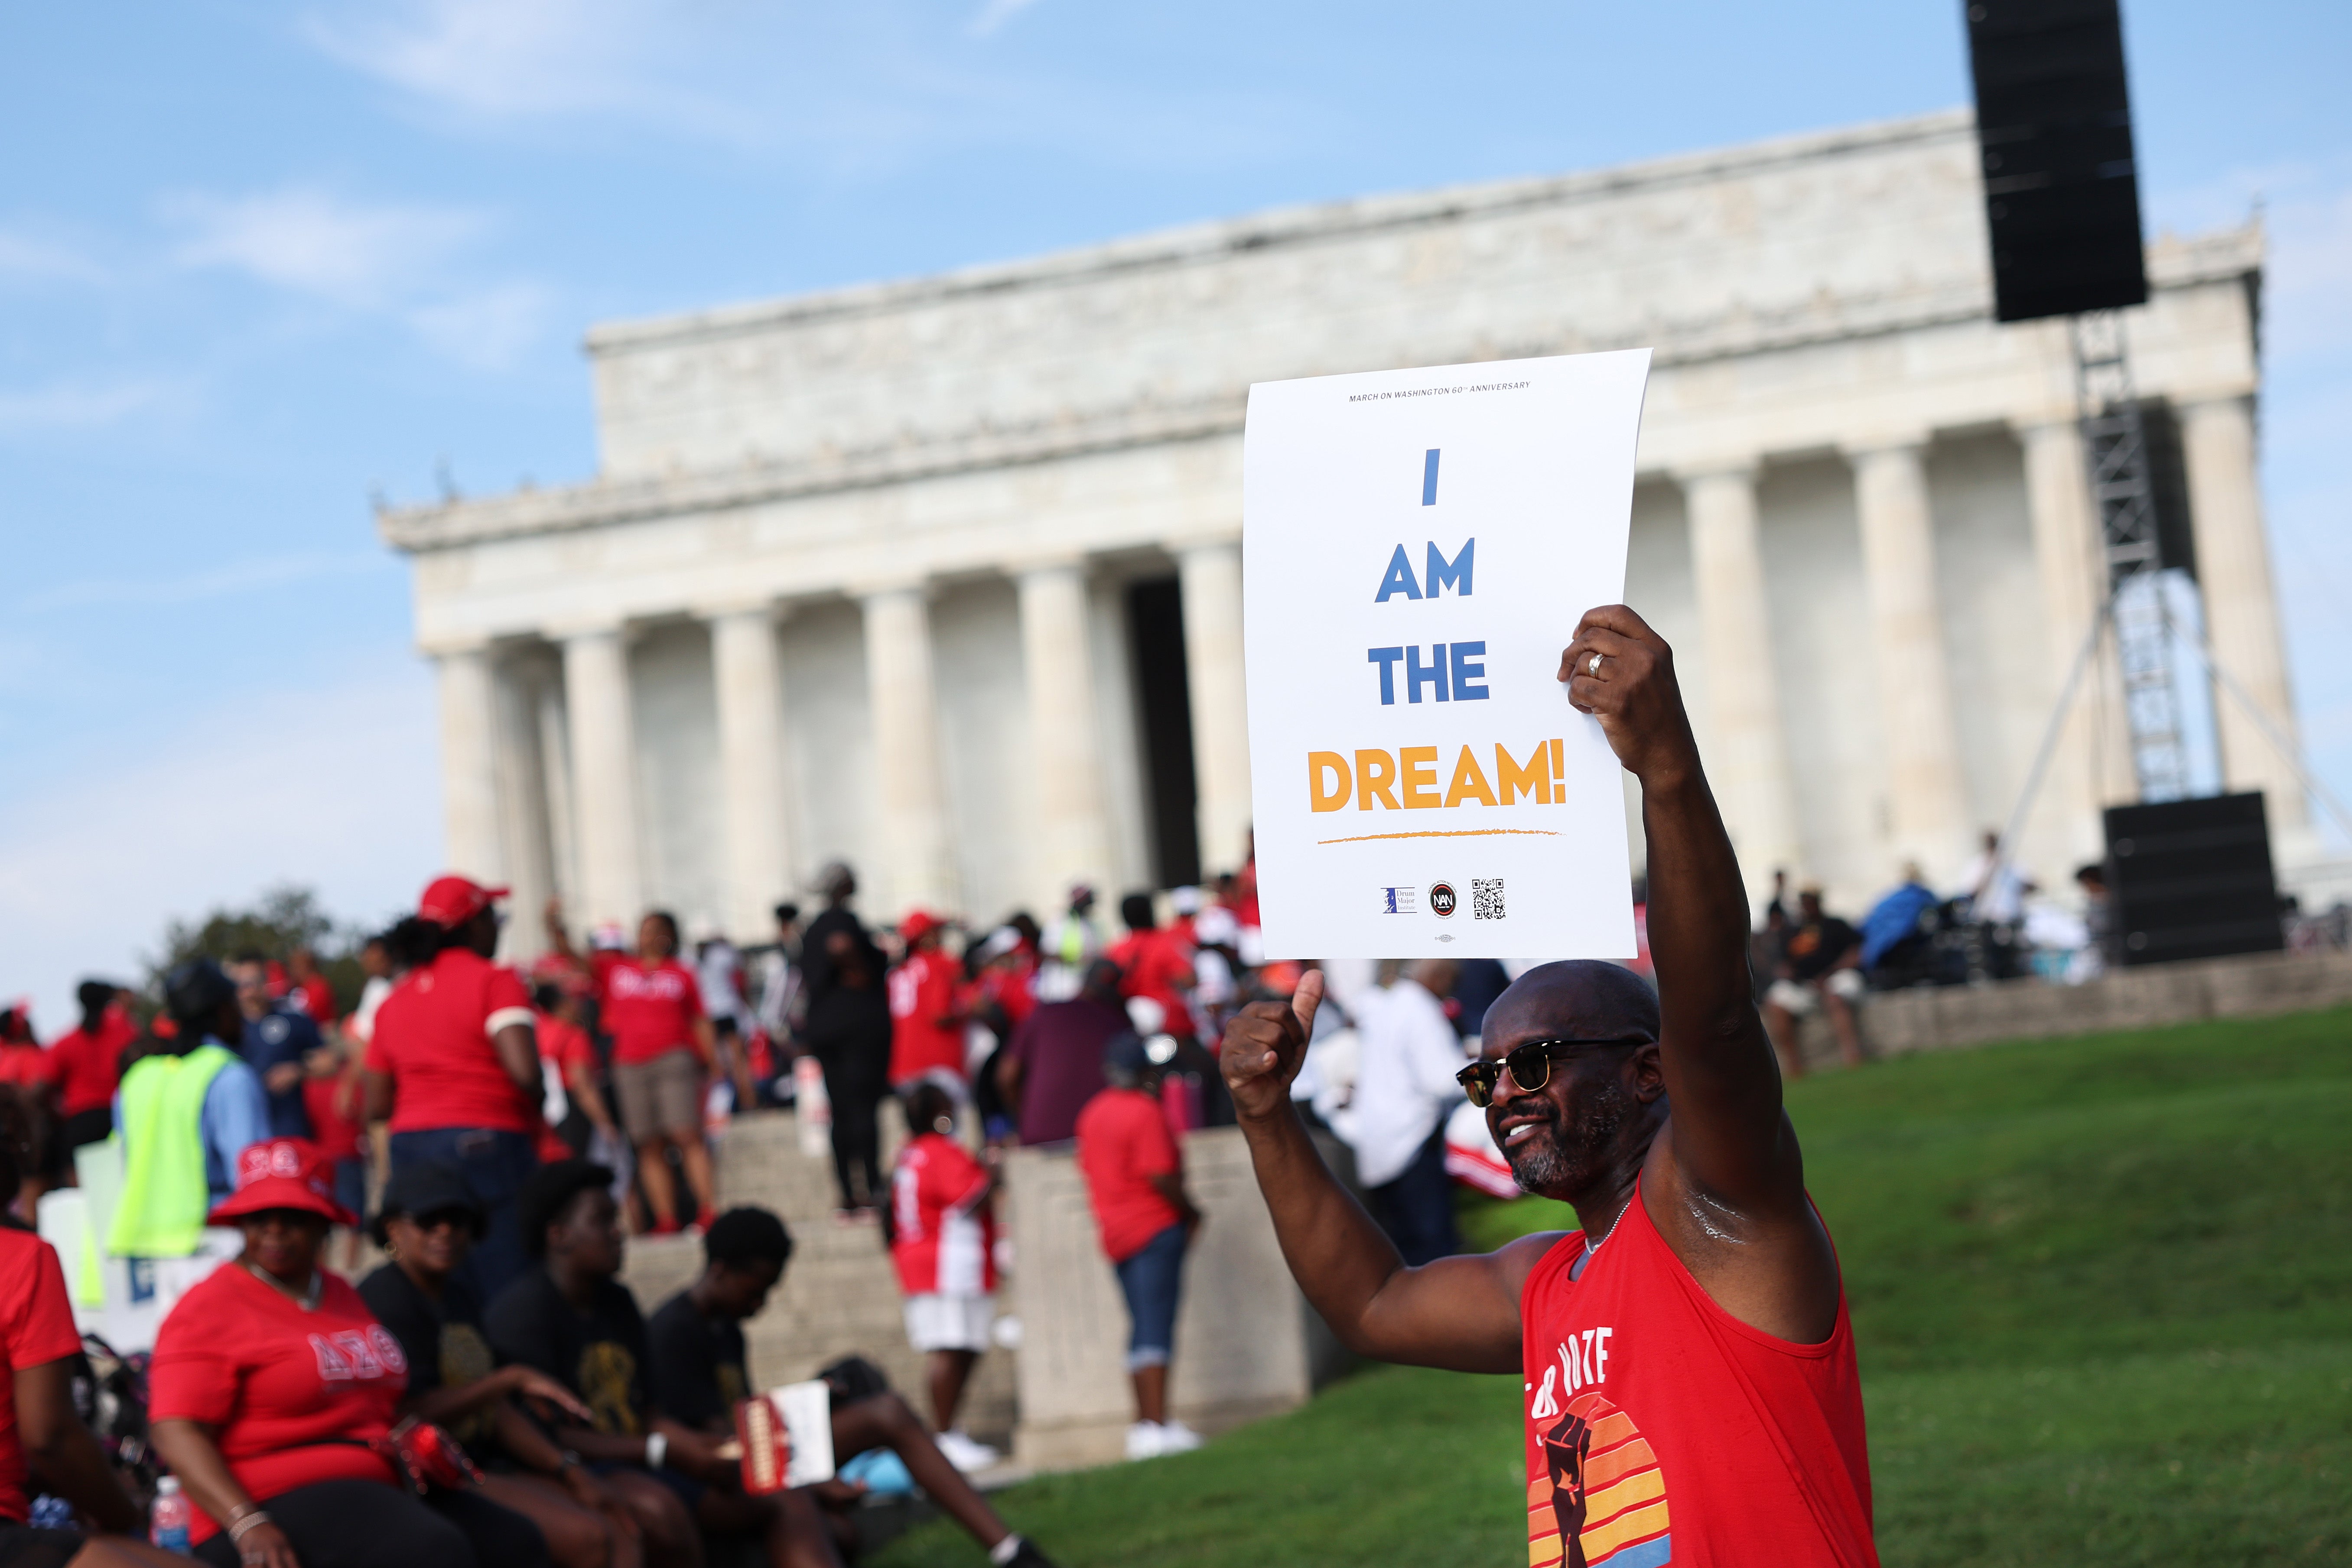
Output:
[0,846,1311,1568]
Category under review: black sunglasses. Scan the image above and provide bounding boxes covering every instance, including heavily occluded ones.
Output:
[1457,1037,1651,1107]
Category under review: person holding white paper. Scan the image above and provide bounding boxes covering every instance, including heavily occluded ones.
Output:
[641,1206,1060,1568]
[1222,606,1879,1568]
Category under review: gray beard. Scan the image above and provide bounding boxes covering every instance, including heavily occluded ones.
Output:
[1505,1078,1633,1198]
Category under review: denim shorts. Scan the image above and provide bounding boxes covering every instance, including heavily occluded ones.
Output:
[1111,1222,1189,1372]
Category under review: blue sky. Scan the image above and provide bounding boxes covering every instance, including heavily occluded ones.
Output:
[3,0,2347,1025]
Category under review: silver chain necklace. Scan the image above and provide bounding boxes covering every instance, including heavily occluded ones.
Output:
[243,1261,323,1311]
[1572,1201,1630,1280]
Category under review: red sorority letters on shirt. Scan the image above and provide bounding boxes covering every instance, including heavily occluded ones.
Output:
[887,950,964,1085]
[1074,1088,1184,1263]
[1519,1187,1877,1568]
[48,1011,137,1118]
[364,948,537,1134]
[1106,928,1195,1038]
[148,1265,407,1543]
[592,953,704,1067]
[889,1132,996,1297]
[0,1230,84,1524]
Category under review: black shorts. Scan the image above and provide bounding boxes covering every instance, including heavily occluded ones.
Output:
[0,1521,82,1568]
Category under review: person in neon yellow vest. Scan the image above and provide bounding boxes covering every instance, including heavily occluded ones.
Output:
[107,960,270,1259]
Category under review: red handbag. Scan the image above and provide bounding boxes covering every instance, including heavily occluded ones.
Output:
[374,1418,485,1495]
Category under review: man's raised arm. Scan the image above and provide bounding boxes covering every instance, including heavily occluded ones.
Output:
[1560,605,1840,1340]
[1221,974,1558,1374]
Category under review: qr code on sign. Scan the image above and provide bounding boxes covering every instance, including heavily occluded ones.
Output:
[1472,879,1505,920]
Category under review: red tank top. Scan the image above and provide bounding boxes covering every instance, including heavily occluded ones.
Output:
[1519,1184,1877,1568]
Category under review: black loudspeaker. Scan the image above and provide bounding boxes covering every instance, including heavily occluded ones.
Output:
[1964,0,2150,322]
[2104,793,2283,966]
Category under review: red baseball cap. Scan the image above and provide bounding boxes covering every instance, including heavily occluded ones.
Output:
[208,1138,359,1228]
[419,875,509,927]
[899,909,945,944]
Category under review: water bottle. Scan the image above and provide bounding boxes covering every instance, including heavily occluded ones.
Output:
[150,1476,191,1554]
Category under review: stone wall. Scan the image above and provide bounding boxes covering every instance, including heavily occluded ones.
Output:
[1793,949,2352,1068]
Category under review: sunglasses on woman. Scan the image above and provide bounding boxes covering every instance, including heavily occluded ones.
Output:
[1456,1037,1652,1108]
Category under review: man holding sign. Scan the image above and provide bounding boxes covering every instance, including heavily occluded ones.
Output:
[1222,608,1877,1568]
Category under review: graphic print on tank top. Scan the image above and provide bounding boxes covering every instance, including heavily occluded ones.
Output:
[1527,1374,1672,1568]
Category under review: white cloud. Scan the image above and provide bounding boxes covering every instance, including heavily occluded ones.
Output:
[0,663,441,1033]
[409,283,553,372]
[300,0,752,139]
[167,187,485,309]
[969,0,1043,38]
[0,377,172,432]
[20,551,392,613]
[0,225,100,283]
[161,185,553,368]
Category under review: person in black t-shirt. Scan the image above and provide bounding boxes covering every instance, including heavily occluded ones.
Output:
[360,1163,641,1568]
[1760,885,1866,1076]
[645,1207,1057,1568]
[488,1162,843,1568]
[797,864,892,1217]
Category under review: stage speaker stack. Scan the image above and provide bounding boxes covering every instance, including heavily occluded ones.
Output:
[2103,793,2285,966]
[1963,0,2149,322]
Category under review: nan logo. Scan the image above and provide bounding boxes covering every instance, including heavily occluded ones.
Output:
[1379,885,1420,915]
[1428,882,1459,918]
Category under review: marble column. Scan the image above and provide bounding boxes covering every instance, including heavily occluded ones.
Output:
[491,660,556,960]
[709,604,793,942]
[535,681,580,910]
[1017,562,1114,912]
[1849,440,1972,877]
[2020,419,2131,843]
[2180,395,2309,836]
[1682,464,1802,904]
[860,585,958,916]
[560,625,644,927]
[432,642,504,883]
[1177,540,1252,879]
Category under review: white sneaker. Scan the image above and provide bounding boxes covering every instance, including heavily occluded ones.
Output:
[935,1430,1001,1473]
[1124,1421,1162,1461]
[1152,1420,1204,1455]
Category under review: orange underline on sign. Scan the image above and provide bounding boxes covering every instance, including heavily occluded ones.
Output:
[1314,828,1563,845]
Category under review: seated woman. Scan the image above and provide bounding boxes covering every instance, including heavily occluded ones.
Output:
[147,1139,550,1568]
[358,1165,642,1568]
[0,1096,180,1568]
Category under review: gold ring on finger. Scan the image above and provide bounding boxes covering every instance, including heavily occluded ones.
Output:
[1588,653,1604,675]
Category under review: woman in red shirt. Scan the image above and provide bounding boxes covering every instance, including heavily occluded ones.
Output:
[47,982,137,1155]
[543,905,716,1235]
[0,1096,170,1568]
[364,877,545,1299]
[149,1138,549,1568]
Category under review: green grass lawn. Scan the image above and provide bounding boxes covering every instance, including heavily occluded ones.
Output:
[873,1008,2352,1566]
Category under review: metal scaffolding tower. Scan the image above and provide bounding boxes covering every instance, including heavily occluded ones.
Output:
[2072,308,2188,802]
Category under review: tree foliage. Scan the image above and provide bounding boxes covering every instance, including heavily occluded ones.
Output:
[148,884,369,1016]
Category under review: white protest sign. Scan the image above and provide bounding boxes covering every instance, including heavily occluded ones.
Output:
[1242,350,1650,961]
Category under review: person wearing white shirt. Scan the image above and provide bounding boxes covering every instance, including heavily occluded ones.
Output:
[1346,960,1468,1265]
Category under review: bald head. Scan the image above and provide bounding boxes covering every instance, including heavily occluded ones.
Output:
[1480,960,1659,1054]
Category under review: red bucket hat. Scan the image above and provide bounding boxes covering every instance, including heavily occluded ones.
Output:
[207,1137,360,1228]
[419,874,508,928]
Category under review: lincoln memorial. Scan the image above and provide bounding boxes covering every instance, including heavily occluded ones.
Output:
[381,108,2307,951]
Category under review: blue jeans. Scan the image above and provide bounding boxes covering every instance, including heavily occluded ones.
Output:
[1367,1125,1460,1268]
[387,1128,539,1301]
[1112,1222,1189,1372]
